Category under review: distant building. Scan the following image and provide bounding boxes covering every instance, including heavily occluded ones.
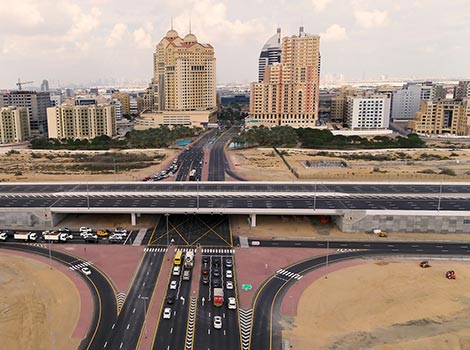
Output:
[112,92,131,115]
[220,94,250,106]
[47,104,116,140]
[408,98,470,136]
[50,92,63,107]
[454,81,470,99]
[0,90,51,136]
[65,88,74,98]
[111,99,123,120]
[346,95,391,130]
[40,80,49,92]
[248,27,321,128]
[0,107,31,143]
[330,87,360,124]
[136,27,217,129]
[89,88,99,95]
[258,28,282,82]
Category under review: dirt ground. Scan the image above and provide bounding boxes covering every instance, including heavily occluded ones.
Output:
[0,253,80,350]
[232,215,470,242]
[227,147,470,181]
[284,259,470,350]
[0,147,178,182]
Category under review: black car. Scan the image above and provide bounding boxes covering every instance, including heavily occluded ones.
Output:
[212,268,220,277]
[166,295,175,304]
[201,274,209,285]
[212,278,221,288]
[201,263,209,275]
[202,256,210,264]
[58,227,71,234]
[212,258,221,268]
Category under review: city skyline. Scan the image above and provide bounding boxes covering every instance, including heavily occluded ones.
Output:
[1,0,469,89]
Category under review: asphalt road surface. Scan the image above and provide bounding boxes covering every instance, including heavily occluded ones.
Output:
[0,242,118,350]
[101,249,165,350]
[208,127,239,181]
[1,182,470,194]
[249,238,470,350]
[1,194,469,212]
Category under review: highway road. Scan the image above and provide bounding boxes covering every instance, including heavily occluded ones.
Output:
[194,252,240,350]
[0,242,118,350]
[208,127,239,181]
[102,249,165,350]
[1,193,469,212]
[248,238,470,350]
[1,182,469,194]
[176,129,217,182]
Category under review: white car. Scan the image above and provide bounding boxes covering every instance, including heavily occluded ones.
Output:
[170,280,178,290]
[163,307,172,319]
[213,315,222,329]
[79,227,92,234]
[172,266,181,276]
[228,297,236,310]
[114,227,127,235]
[226,281,234,290]
[81,267,91,276]
[226,270,233,279]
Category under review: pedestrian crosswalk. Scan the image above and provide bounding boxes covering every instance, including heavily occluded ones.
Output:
[27,243,47,248]
[177,248,196,253]
[201,248,235,254]
[276,268,303,281]
[116,292,126,312]
[69,261,93,271]
[144,247,168,253]
[336,248,361,253]
[239,308,253,350]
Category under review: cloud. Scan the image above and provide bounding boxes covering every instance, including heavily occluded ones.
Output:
[133,28,153,49]
[0,1,44,31]
[311,0,331,12]
[354,8,388,28]
[320,24,348,42]
[65,5,102,40]
[106,23,128,47]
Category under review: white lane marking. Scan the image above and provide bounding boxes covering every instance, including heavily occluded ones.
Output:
[104,341,108,348]
[170,327,173,334]
[112,323,115,329]
[126,324,130,330]
[120,342,123,349]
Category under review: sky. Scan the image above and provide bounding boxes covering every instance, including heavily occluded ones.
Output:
[1,0,469,89]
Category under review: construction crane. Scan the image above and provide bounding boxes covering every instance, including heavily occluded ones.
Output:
[16,78,34,91]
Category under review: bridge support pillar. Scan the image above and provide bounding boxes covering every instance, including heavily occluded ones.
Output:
[250,213,257,227]
[131,213,137,226]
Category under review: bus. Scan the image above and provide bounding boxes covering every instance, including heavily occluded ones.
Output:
[174,250,184,265]
[189,169,197,181]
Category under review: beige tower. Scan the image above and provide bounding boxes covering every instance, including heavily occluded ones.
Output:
[248,27,321,128]
[137,27,217,129]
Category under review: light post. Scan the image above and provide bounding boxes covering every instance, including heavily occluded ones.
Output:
[165,213,170,248]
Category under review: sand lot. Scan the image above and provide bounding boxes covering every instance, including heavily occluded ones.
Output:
[228,147,470,181]
[0,253,79,350]
[284,260,470,350]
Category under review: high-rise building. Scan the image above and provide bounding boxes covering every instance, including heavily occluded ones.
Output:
[454,81,470,99]
[111,99,123,121]
[47,104,116,139]
[408,99,470,136]
[330,86,361,124]
[346,95,391,130]
[40,80,49,92]
[392,84,423,121]
[0,107,31,144]
[136,27,217,129]
[248,27,321,129]
[258,28,282,82]
[0,90,51,136]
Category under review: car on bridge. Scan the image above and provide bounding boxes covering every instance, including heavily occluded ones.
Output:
[226,281,233,290]
[228,297,236,310]
[213,316,222,329]
[163,308,172,319]
[170,280,178,290]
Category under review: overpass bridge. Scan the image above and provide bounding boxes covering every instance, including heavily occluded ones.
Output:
[0,181,469,233]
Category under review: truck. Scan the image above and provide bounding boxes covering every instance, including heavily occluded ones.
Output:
[213,288,224,307]
[184,250,194,269]
[14,232,37,242]
[42,231,72,242]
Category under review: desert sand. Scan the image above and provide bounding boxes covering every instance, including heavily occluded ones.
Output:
[0,253,80,350]
[228,147,470,181]
[284,259,470,350]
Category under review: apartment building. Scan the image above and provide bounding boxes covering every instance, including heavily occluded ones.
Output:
[346,95,391,130]
[408,99,470,136]
[0,107,31,144]
[248,27,321,128]
[0,90,51,136]
[47,104,116,139]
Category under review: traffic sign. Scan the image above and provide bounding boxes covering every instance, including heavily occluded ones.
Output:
[242,284,252,291]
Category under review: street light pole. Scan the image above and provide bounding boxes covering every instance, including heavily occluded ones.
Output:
[165,213,170,248]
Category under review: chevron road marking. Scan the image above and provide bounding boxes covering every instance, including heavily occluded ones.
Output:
[116,292,127,312]
[143,247,168,253]
[185,297,197,349]
[336,248,361,253]
[239,308,253,350]
[69,260,93,270]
